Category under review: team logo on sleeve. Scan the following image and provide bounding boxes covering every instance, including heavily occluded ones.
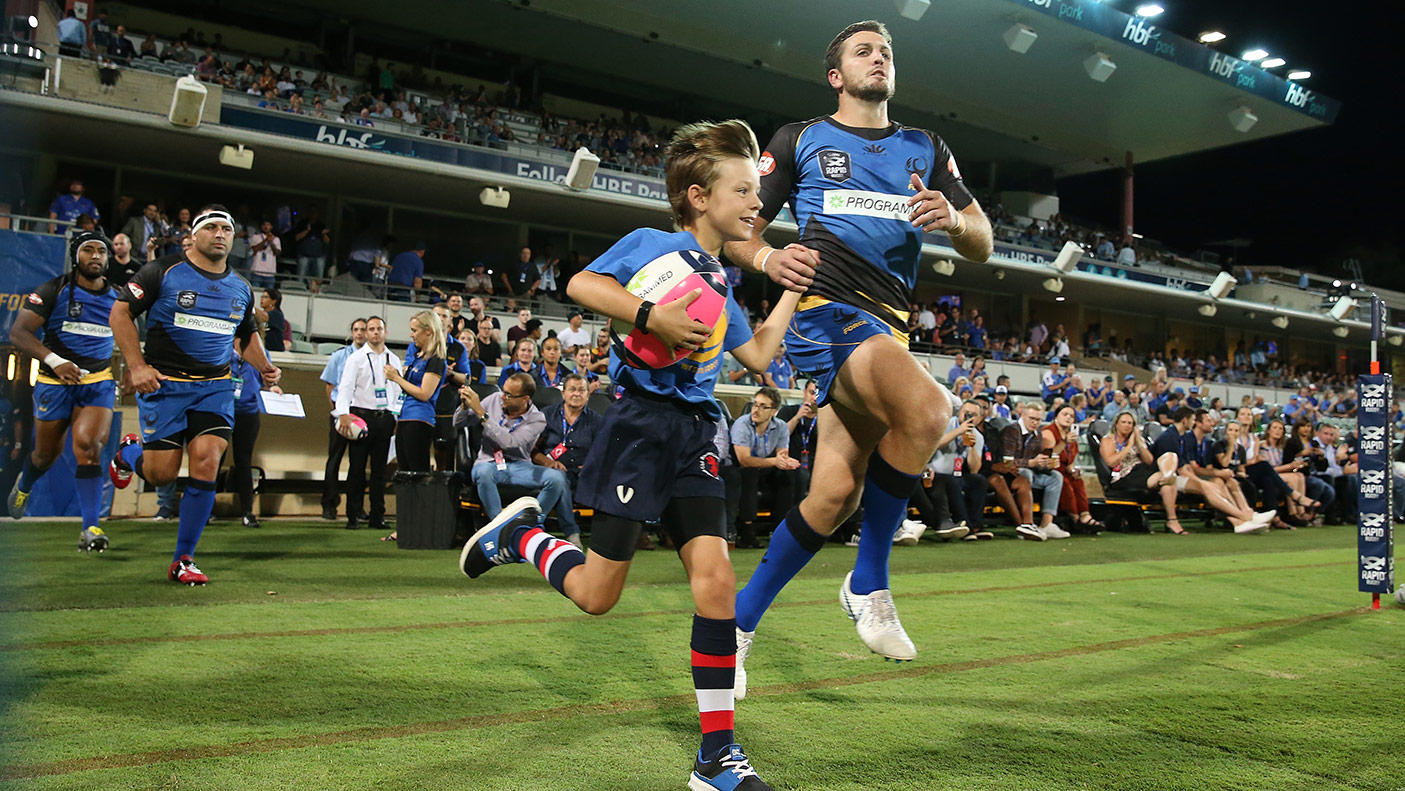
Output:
[177,290,198,309]
[947,154,963,180]
[127,283,144,300]
[26,293,42,306]
[758,151,775,176]
[817,150,852,183]
[67,301,84,319]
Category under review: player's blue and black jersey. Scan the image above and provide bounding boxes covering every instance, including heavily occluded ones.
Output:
[586,229,751,421]
[22,273,118,381]
[120,255,257,380]
[398,350,446,424]
[757,116,974,329]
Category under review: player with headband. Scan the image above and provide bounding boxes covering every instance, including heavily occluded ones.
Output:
[108,205,281,585]
[7,230,120,553]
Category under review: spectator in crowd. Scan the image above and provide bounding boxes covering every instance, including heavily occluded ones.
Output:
[139,32,157,59]
[476,322,502,367]
[1043,405,1103,530]
[382,311,446,539]
[1040,357,1065,403]
[255,288,286,352]
[1152,407,1271,535]
[536,337,567,389]
[1099,410,1178,506]
[319,318,367,520]
[967,315,987,350]
[107,233,141,288]
[498,338,539,387]
[929,402,988,538]
[48,178,99,233]
[460,372,574,533]
[764,343,794,390]
[1003,402,1065,540]
[248,220,280,289]
[1281,417,1336,521]
[979,399,1034,535]
[500,246,540,297]
[120,202,161,254]
[506,308,535,346]
[1262,417,1325,522]
[1235,408,1310,527]
[387,241,426,298]
[990,384,1013,420]
[1313,423,1357,524]
[443,294,470,338]
[1117,242,1136,266]
[88,9,111,52]
[777,380,819,495]
[57,9,85,57]
[335,316,400,532]
[556,310,592,351]
[293,207,331,286]
[1096,234,1115,260]
[946,352,969,386]
[588,327,611,373]
[463,262,494,295]
[531,373,600,548]
[1085,376,1111,413]
[345,227,385,283]
[1155,391,1184,426]
[464,296,500,339]
[1126,391,1151,424]
[731,387,798,549]
[570,345,601,393]
[1102,389,1128,423]
[430,304,473,471]
[534,245,562,300]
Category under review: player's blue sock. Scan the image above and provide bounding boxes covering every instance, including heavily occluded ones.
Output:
[850,453,919,596]
[173,478,215,561]
[17,455,44,493]
[735,506,827,632]
[74,464,102,530]
[119,440,145,480]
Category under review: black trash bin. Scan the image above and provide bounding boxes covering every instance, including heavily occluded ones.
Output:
[394,471,461,549]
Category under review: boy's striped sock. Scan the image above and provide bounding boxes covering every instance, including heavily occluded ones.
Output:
[691,614,737,758]
[513,525,584,596]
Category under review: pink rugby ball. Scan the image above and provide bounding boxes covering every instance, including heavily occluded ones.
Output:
[614,250,729,369]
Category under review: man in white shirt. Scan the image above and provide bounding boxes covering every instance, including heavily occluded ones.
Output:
[334,316,402,531]
[319,317,367,520]
[248,220,280,290]
[556,310,592,352]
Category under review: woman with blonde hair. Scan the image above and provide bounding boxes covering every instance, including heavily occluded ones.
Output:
[386,309,446,473]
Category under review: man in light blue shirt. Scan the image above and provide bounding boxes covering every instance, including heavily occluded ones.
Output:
[1102,389,1128,423]
[57,10,85,56]
[318,318,367,520]
[764,344,795,390]
[730,386,797,548]
[946,352,970,386]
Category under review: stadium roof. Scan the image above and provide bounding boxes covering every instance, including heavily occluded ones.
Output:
[312,0,1339,178]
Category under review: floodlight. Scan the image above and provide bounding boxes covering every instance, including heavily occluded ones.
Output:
[218,144,253,170]
[1042,277,1063,294]
[1197,304,1217,317]
[1135,4,1164,17]
[1287,70,1311,80]
[1004,23,1037,54]
[564,147,600,191]
[1332,326,1350,338]
[1208,271,1235,300]
[1389,334,1403,347]
[1198,31,1226,43]
[1050,241,1083,274]
[1084,52,1116,82]
[1271,315,1289,329]
[894,0,931,21]
[1330,296,1358,321]
[931,259,955,277]
[1241,49,1268,62]
[1229,105,1258,133]
[479,187,510,208]
[1260,57,1285,69]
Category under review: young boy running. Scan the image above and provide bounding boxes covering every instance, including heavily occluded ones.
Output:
[459,119,798,791]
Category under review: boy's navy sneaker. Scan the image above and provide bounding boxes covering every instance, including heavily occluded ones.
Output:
[688,744,773,791]
[459,496,541,578]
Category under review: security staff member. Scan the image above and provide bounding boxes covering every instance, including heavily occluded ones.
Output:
[334,315,401,531]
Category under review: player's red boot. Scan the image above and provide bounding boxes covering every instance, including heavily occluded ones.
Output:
[110,434,140,489]
[168,555,208,586]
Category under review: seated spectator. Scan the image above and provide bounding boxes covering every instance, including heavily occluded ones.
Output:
[1043,405,1102,530]
[1040,357,1065,403]
[255,288,286,352]
[731,387,799,549]
[946,352,969,386]
[498,338,540,387]
[531,373,600,548]
[931,401,988,535]
[570,345,601,394]
[588,327,611,373]
[140,33,158,59]
[1002,402,1065,539]
[506,308,534,346]
[475,321,502,368]
[1102,389,1128,422]
[1099,410,1178,504]
[1280,417,1336,520]
[1313,422,1357,524]
[990,385,1013,420]
[764,343,794,390]
[1155,391,1184,425]
[536,337,567,389]
[455,329,488,384]
[556,309,592,352]
[1152,407,1272,534]
[459,373,573,534]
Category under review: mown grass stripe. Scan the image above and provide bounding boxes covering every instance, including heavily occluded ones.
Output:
[0,606,1369,780]
[0,561,1344,652]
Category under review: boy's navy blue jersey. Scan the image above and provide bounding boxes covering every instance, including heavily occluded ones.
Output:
[585,229,750,421]
[22,273,118,379]
[758,116,974,329]
[120,255,257,380]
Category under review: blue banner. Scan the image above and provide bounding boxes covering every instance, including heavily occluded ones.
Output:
[220,107,669,201]
[1007,0,1340,123]
[0,231,66,339]
[1356,374,1394,595]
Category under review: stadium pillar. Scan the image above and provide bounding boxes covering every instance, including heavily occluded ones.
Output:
[1121,152,1134,244]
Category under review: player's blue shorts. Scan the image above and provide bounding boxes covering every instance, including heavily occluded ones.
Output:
[136,377,235,448]
[33,378,115,422]
[784,296,906,405]
[574,391,725,522]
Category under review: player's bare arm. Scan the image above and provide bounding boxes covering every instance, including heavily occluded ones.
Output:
[724,221,818,293]
[9,311,82,385]
[907,173,993,263]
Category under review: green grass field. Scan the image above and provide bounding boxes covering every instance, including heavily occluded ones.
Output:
[1,518,1401,791]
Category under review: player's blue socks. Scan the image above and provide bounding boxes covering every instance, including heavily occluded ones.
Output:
[74,464,102,530]
[174,478,215,561]
[735,506,827,632]
[850,453,919,596]
[119,440,145,481]
[17,455,44,493]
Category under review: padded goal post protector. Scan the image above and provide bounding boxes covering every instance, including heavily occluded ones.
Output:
[1356,373,1394,594]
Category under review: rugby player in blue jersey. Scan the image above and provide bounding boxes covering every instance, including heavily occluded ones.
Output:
[8,230,119,553]
[459,120,797,791]
[108,206,281,585]
[727,20,994,689]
